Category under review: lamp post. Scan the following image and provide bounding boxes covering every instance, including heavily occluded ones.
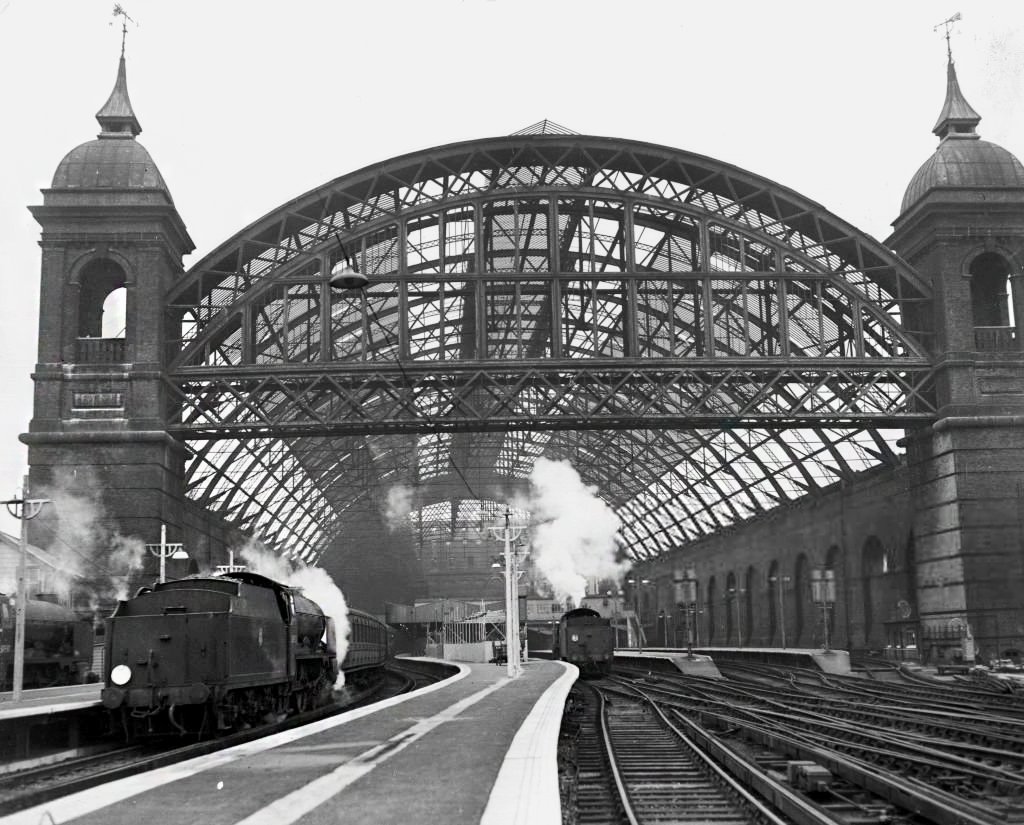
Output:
[607,590,623,648]
[488,507,527,678]
[145,524,188,584]
[3,480,50,702]
[626,575,651,651]
[728,586,745,647]
[811,568,836,652]
[768,573,791,648]
[674,567,697,659]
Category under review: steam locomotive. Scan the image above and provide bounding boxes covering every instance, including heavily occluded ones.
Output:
[0,593,94,689]
[100,571,389,738]
[552,607,615,676]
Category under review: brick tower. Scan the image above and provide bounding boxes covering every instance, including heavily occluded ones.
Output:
[889,54,1024,664]
[23,51,194,563]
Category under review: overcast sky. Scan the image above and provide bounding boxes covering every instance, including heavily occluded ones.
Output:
[1,0,1022,537]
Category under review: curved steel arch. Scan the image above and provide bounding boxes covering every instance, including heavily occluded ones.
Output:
[167,134,936,562]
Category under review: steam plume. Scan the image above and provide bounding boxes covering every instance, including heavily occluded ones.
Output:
[34,469,146,605]
[237,539,352,688]
[526,458,627,605]
[383,484,414,532]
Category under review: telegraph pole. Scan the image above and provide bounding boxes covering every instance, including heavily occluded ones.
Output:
[3,478,51,702]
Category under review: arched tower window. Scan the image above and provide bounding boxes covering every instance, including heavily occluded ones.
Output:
[970,252,1012,327]
[78,258,127,338]
[101,288,127,338]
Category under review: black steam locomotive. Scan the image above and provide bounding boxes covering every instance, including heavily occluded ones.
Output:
[0,593,94,689]
[100,571,389,738]
[552,607,615,676]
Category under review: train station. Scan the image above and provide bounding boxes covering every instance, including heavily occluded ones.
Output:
[1,4,1024,824]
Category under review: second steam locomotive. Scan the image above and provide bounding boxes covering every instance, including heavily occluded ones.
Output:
[100,570,389,738]
[552,607,615,676]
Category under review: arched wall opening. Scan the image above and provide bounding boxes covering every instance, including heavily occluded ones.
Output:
[706,575,717,645]
[744,565,755,645]
[823,544,841,647]
[767,561,780,645]
[101,287,127,338]
[725,570,737,645]
[78,258,127,338]
[862,536,888,649]
[970,251,1012,327]
[794,553,809,646]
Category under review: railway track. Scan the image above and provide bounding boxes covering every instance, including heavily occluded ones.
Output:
[604,666,1019,825]
[569,681,795,825]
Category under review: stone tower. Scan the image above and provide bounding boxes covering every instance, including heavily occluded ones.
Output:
[23,52,194,559]
[889,56,1024,663]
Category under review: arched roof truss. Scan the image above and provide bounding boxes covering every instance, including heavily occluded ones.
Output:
[167,136,935,562]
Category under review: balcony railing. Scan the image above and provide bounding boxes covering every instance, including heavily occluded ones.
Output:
[76,337,126,363]
[974,325,1016,352]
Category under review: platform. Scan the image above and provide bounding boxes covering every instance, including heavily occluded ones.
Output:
[614,650,722,677]
[2,658,576,825]
[0,684,101,721]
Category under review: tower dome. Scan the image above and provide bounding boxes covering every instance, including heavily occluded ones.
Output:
[49,55,172,200]
[900,60,1024,215]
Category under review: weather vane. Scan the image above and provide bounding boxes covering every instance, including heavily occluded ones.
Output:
[111,4,136,57]
[934,12,961,62]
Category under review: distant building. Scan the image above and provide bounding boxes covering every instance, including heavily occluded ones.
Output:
[0,531,72,606]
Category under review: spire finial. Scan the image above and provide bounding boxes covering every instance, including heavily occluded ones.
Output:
[96,9,143,138]
[934,12,961,65]
[111,4,136,58]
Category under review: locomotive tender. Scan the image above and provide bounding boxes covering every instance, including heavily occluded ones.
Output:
[552,607,615,676]
[100,571,389,737]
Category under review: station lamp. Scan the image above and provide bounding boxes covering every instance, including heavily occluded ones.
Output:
[328,240,368,290]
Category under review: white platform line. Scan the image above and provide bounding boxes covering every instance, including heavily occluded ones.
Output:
[480,662,578,825]
[0,660,471,825]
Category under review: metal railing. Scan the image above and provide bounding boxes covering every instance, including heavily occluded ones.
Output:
[974,325,1016,351]
[75,337,126,363]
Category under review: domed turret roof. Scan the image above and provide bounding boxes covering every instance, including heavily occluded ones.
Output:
[901,139,1024,213]
[900,60,1024,214]
[52,137,169,191]
[49,55,172,199]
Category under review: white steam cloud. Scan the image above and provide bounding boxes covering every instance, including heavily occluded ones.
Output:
[237,539,352,688]
[383,484,414,532]
[35,470,147,605]
[526,458,627,606]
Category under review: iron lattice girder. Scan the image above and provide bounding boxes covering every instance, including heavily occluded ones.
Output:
[166,360,936,439]
[167,135,934,363]
[165,133,941,563]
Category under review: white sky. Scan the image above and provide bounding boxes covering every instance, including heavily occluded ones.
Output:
[0,0,1022,536]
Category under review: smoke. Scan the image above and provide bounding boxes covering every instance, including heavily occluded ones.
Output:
[35,469,146,604]
[525,458,627,606]
[237,539,352,688]
[383,484,414,532]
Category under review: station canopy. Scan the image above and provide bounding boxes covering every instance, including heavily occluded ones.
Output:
[168,124,933,564]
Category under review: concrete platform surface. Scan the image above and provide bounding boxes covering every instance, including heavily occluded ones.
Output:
[0,684,101,721]
[2,659,576,825]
